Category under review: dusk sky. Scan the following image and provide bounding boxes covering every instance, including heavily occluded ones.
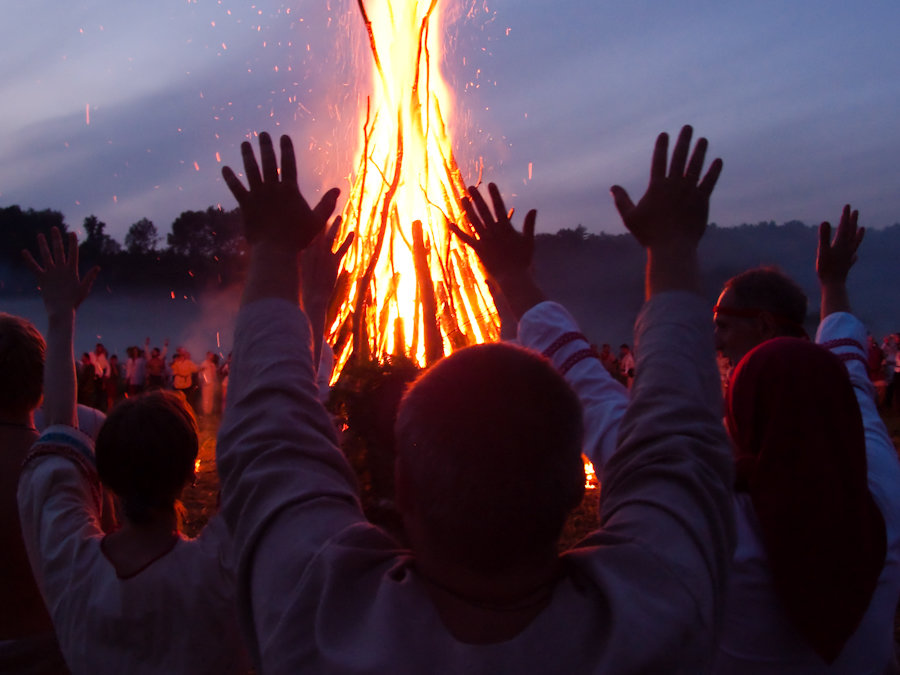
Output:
[2,1,899,242]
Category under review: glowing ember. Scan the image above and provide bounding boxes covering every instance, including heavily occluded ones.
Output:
[584,458,597,490]
[328,0,499,377]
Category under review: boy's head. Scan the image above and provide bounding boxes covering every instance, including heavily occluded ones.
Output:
[96,390,198,524]
[394,342,584,574]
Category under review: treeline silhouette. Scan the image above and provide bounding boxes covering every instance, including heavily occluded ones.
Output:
[3,205,899,340]
[532,220,900,346]
[0,205,246,295]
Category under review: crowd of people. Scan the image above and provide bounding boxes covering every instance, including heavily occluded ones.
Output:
[2,125,899,674]
[592,342,637,391]
[868,333,900,411]
[74,339,230,418]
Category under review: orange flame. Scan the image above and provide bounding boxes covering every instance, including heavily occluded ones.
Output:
[329,0,499,378]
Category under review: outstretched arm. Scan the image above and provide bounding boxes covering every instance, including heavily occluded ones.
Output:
[218,133,362,667]
[451,183,545,320]
[610,125,722,298]
[18,232,105,667]
[22,228,99,427]
[817,204,864,319]
[815,206,900,530]
[599,127,733,656]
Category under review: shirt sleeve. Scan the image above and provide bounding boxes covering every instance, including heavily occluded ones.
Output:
[816,312,900,539]
[17,425,104,617]
[594,292,736,641]
[517,301,629,479]
[215,299,365,664]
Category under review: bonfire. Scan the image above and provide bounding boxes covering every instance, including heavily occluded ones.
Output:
[326,0,500,378]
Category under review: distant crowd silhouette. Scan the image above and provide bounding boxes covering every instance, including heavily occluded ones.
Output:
[2,125,899,674]
[75,339,230,419]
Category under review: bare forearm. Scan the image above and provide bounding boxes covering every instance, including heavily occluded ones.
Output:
[45,310,78,427]
[820,281,851,319]
[646,248,702,299]
[493,271,547,321]
[242,244,300,307]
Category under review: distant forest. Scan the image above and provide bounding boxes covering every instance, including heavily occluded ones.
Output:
[3,204,899,343]
[0,205,245,296]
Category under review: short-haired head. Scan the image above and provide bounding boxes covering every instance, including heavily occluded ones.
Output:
[394,342,584,573]
[715,266,808,365]
[0,313,45,416]
[96,390,198,525]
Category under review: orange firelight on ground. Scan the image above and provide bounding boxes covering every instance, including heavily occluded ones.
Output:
[327,0,500,377]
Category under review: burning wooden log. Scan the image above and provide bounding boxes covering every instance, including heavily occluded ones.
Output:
[411,219,443,366]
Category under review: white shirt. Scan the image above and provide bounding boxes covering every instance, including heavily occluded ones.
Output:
[17,426,249,674]
[215,294,734,673]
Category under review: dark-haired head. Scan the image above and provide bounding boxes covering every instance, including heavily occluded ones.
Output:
[395,342,584,574]
[96,391,198,526]
[0,313,45,417]
[715,266,809,365]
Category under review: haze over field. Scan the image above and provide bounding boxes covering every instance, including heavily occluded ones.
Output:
[6,222,900,359]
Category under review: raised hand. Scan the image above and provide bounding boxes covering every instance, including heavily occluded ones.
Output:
[610,126,722,298]
[22,227,99,317]
[817,204,864,286]
[300,218,354,369]
[451,183,545,319]
[22,227,97,427]
[610,125,722,250]
[817,204,864,318]
[222,132,340,252]
[452,183,536,283]
[300,217,354,308]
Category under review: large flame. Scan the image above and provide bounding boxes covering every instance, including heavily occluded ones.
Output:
[327,0,499,376]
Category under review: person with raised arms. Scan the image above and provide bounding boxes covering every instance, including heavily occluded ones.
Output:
[17,229,248,674]
[215,127,733,672]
